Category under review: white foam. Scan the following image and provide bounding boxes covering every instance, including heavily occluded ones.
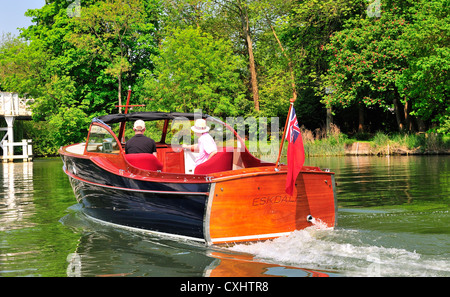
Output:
[228,224,450,277]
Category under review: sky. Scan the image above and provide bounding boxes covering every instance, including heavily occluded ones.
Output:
[0,0,46,37]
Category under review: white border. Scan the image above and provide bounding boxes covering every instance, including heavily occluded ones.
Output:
[210,231,294,244]
[203,182,215,245]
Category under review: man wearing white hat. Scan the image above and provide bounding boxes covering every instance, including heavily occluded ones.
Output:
[182,119,217,166]
[125,120,157,156]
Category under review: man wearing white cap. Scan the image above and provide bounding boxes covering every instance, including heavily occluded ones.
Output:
[125,120,157,155]
[182,119,217,166]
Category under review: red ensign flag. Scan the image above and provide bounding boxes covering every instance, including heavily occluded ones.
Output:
[285,106,305,196]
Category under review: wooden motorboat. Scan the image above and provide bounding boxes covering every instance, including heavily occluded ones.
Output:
[60,111,337,245]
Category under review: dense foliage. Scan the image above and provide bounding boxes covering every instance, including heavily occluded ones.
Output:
[0,0,448,155]
[323,0,449,133]
[139,27,248,116]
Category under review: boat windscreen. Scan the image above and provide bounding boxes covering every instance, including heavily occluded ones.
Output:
[95,112,209,125]
[93,112,244,150]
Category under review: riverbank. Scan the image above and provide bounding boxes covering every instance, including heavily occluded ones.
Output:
[302,129,450,157]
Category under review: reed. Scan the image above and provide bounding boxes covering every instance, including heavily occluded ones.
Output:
[302,124,351,157]
[371,131,450,155]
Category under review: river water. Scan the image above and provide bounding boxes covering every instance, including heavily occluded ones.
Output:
[0,156,448,277]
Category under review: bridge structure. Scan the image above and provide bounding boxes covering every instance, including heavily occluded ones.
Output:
[0,92,34,162]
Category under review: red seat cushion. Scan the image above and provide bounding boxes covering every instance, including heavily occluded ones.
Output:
[125,153,163,171]
[194,151,233,174]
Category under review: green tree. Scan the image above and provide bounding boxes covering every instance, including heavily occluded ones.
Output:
[70,0,159,113]
[140,27,247,116]
[15,0,114,146]
[165,0,264,112]
[161,0,207,29]
[281,0,366,129]
[160,0,298,118]
[323,0,449,133]
[0,33,48,97]
[209,0,261,111]
[322,1,412,132]
[1,0,160,149]
[397,0,450,133]
[245,0,295,118]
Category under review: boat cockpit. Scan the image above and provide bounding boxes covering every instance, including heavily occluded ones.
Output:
[64,112,273,177]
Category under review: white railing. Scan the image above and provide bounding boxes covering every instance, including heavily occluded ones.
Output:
[1,139,33,162]
[0,92,34,162]
[0,92,33,117]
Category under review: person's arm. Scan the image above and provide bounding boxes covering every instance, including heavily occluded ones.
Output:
[182,144,198,152]
[207,150,217,160]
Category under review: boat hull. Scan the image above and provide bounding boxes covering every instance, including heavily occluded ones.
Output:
[62,154,336,245]
[63,155,211,241]
[69,177,209,240]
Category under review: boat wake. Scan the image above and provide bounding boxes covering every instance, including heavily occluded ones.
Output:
[227,222,450,277]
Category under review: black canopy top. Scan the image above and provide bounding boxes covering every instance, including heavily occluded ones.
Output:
[95,111,210,125]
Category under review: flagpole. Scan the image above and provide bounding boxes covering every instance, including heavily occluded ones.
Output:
[118,86,132,143]
[275,98,295,167]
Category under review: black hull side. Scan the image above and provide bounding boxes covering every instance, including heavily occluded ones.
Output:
[69,177,209,241]
[62,155,211,241]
